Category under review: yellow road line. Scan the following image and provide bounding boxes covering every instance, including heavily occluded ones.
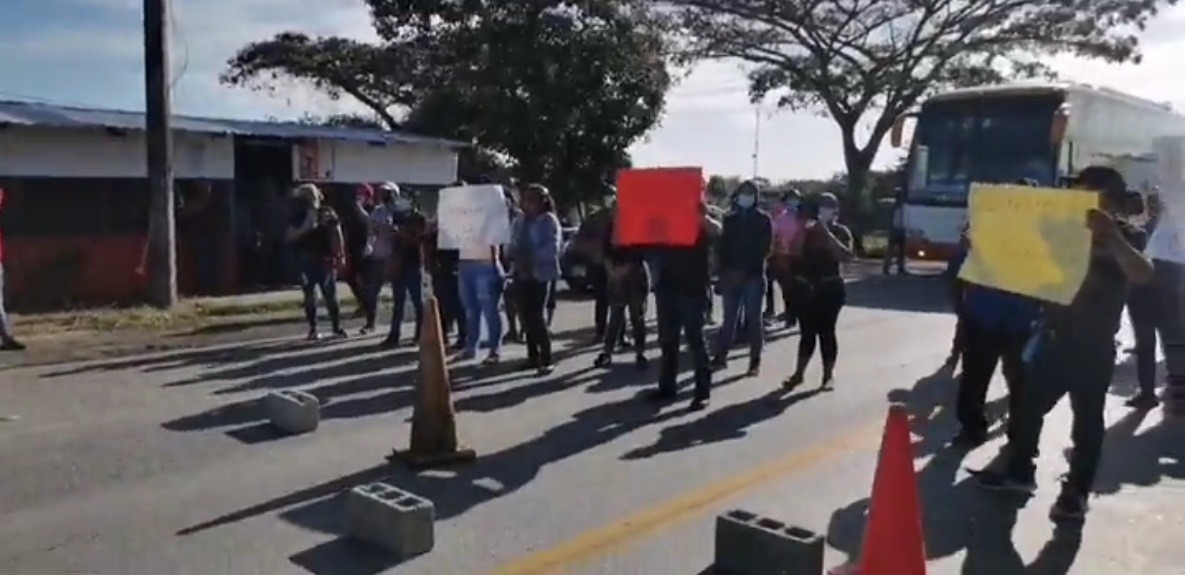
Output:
[486,420,886,575]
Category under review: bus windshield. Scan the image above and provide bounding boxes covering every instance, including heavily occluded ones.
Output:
[908,94,1063,204]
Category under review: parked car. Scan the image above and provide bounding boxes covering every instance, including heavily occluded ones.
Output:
[559,226,596,293]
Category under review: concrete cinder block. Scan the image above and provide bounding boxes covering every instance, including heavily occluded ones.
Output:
[264,390,320,434]
[714,509,825,575]
[345,482,435,557]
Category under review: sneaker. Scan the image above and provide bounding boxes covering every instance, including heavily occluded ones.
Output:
[379,337,400,349]
[0,339,26,351]
[593,353,612,368]
[950,429,988,449]
[688,395,710,411]
[974,470,1037,495]
[1125,393,1160,410]
[1049,483,1089,522]
[634,354,649,370]
[482,353,500,366]
[536,364,556,376]
[306,330,322,341]
[783,372,804,390]
[746,359,760,377]
[331,328,349,339]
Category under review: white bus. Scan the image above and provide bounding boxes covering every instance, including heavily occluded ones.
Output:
[889,81,1185,261]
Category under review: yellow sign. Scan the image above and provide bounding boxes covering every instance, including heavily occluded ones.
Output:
[958,183,1098,304]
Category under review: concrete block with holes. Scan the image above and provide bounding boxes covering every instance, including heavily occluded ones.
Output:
[264,390,320,434]
[345,482,435,557]
[714,509,825,575]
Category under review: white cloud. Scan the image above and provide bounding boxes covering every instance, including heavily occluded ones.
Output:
[5,1,1185,182]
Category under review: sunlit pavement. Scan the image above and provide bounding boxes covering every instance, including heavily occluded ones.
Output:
[0,275,1179,574]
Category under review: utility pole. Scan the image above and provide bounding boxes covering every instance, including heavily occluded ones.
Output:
[752,106,761,179]
[143,0,177,308]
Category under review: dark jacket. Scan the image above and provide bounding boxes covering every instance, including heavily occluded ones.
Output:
[717,208,773,278]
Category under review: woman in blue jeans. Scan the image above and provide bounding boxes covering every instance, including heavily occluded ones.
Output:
[512,184,563,375]
[457,228,506,365]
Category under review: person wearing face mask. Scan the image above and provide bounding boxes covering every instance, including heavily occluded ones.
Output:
[784,192,853,389]
[285,183,347,340]
[710,180,773,376]
[374,182,427,348]
[770,189,804,329]
[975,166,1153,522]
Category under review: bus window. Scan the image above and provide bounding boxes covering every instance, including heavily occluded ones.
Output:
[908,95,1063,203]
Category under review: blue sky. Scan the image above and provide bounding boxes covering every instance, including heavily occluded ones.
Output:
[4,0,1185,180]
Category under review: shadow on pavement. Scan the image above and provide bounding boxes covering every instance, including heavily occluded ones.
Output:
[288,537,404,575]
[843,274,953,315]
[1090,408,1184,495]
[38,337,322,379]
[618,387,823,460]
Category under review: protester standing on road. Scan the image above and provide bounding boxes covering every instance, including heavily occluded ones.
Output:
[593,214,650,369]
[286,183,347,340]
[0,187,24,351]
[512,184,562,374]
[784,193,853,390]
[883,191,907,275]
[975,166,1153,522]
[377,183,427,348]
[1125,189,1178,409]
[712,180,773,376]
[770,189,804,329]
[341,183,374,319]
[944,220,971,369]
[456,184,506,364]
[947,225,1038,448]
[428,181,468,350]
[653,200,721,410]
[502,189,524,343]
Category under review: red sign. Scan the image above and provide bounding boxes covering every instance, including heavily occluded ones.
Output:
[614,167,703,246]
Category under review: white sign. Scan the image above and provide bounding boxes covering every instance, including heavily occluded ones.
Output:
[1147,188,1185,263]
[436,185,512,250]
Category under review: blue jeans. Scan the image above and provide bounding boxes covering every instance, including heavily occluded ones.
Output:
[714,276,764,360]
[388,268,424,342]
[297,254,341,331]
[458,261,503,356]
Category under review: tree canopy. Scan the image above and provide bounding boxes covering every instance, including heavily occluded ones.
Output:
[222,0,672,206]
[666,0,1177,194]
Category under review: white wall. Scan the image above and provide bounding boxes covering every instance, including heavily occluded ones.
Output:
[295,139,458,185]
[0,126,234,178]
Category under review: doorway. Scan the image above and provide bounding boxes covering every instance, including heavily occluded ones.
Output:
[233,136,295,289]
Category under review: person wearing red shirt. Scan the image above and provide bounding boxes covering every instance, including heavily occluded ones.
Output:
[0,188,25,350]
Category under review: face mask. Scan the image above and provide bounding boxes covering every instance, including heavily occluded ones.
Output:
[604,196,616,207]
[393,198,412,212]
[736,194,756,209]
[819,207,837,222]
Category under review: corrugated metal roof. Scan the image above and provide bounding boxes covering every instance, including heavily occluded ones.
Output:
[0,99,470,149]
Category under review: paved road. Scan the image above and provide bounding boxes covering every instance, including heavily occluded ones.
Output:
[0,275,1179,574]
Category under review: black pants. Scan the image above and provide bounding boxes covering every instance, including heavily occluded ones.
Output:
[345,246,369,304]
[603,298,646,356]
[434,268,465,342]
[1129,259,1185,395]
[956,319,1026,438]
[1006,336,1113,493]
[591,267,609,339]
[764,276,776,317]
[883,229,907,274]
[359,258,385,328]
[518,278,554,365]
[794,278,844,374]
[656,289,711,397]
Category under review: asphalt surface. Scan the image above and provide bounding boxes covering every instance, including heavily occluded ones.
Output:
[0,274,1180,575]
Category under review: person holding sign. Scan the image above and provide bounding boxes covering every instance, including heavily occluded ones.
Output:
[976,166,1153,522]
[510,184,563,375]
[651,200,722,411]
[711,180,773,376]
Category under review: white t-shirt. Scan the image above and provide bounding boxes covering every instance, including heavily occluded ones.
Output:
[369,206,394,260]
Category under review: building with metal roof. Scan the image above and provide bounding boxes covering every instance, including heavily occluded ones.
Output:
[0,99,469,148]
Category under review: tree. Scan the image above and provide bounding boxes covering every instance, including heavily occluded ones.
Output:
[666,0,1174,195]
[221,0,672,206]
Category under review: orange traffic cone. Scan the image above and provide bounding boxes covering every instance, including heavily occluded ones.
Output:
[387,295,476,469]
[858,404,926,575]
